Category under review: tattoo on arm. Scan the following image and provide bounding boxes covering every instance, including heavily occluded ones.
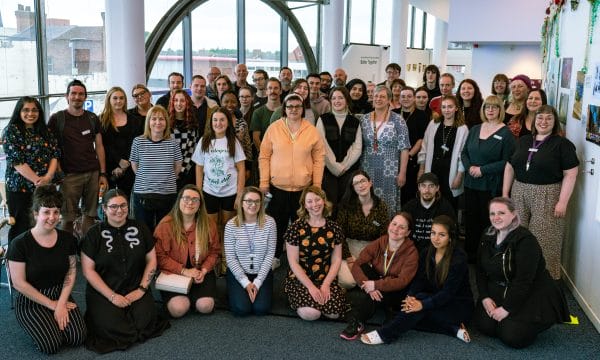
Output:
[63,255,77,288]
[147,268,157,284]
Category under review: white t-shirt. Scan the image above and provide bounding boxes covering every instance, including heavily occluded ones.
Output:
[192,137,246,197]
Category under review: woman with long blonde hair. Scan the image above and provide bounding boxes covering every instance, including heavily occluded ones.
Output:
[154,185,220,318]
[224,186,276,316]
[99,86,143,197]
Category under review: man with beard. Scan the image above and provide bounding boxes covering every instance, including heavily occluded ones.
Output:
[401,172,456,252]
[333,68,348,87]
[279,66,293,101]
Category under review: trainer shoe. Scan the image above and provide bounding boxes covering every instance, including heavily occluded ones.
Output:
[340,319,364,340]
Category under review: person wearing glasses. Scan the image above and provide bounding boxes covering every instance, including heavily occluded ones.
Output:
[461,95,515,262]
[81,189,169,353]
[224,186,276,316]
[100,86,143,199]
[252,69,269,107]
[130,105,182,233]
[2,97,59,241]
[259,93,325,269]
[336,170,390,289]
[127,84,153,126]
[155,185,221,318]
[270,78,317,125]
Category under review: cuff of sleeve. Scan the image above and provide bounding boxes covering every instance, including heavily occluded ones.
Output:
[240,278,251,289]
[253,278,263,290]
[421,298,433,311]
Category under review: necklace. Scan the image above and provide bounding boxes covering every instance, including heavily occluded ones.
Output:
[371,109,389,152]
[243,222,258,270]
[383,242,400,276]
[441,125,454,154]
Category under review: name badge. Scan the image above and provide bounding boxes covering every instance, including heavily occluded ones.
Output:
[372,220,381,227]
[528,148,538,152]
[82,129,91,136]
[493,134,503,140]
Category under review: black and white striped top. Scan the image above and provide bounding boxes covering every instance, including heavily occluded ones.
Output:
[224,215,276,289]
[130,136,182,194]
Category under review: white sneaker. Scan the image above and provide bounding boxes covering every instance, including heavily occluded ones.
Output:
[272,257,281,271]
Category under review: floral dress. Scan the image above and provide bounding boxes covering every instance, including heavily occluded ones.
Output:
[284,218,347,315]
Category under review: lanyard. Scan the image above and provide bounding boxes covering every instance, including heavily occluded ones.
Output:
[243,223,257,254]
[383,245,398,276]
[526,137,548,171]
[371,109,389,152]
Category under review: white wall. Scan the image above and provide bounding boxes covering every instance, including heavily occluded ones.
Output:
[471,44,542,97]
[448,0,546,43]
[548,1,600,332]
[411,0,449,21]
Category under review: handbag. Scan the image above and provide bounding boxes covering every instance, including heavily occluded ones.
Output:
[155,272,193,294]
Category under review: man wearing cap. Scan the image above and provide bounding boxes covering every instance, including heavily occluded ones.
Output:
[402,172,456,252]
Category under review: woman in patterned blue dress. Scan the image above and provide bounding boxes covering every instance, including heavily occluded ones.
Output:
[360,85,411,217]
[2,97,60,241]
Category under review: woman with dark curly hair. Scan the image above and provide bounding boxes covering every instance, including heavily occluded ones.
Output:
[346,78,373,115]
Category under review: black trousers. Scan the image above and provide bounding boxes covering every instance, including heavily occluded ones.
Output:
[267,186,302,258]
[7,190,33,242]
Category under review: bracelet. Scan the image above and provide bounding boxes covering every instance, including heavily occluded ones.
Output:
[138,285,148,293]
[99,172,108,178]
[109,293,115,303]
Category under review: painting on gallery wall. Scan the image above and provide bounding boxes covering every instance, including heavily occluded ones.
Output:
[560,57,573,89]
[558,93,569,131]
[593,63,600,100]
[586,104,600,146]
[573,71,584,120]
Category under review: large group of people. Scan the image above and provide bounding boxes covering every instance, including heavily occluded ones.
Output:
[2,64,578,354]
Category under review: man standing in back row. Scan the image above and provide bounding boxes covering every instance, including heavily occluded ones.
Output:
[48,79,107,236]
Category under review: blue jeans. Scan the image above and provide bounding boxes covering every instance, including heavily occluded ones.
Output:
[132,192,176,233]
[226,269,273,316]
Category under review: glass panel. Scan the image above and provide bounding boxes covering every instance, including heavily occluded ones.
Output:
[413,8,424,49]
[47,93,106,117]
[406,5,413,46]
[44,0,107,94]
[348,0,372,44]
[374,0,392,45]
[148,22,183,100]
[144,0,178,38]
[425,13,435,49]
[288,1,318,78]
[0,0,39,97]
[189,0,237,85]
[246,0,281,79]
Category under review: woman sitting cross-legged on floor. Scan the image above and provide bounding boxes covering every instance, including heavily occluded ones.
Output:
[361,215,474,345]
[224,186,277,316]
[284,186,347,321]
[340,212,418,340]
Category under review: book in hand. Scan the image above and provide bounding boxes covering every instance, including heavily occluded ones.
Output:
[155,272,193,294]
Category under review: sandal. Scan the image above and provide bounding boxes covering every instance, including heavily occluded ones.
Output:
[456,323,471,343]
[360,330,384,345]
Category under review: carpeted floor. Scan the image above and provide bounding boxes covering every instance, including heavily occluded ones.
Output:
[1,256,599,360]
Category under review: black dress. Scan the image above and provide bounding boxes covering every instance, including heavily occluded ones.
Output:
[431,124,457,207]
[81,219,170,353]
[474,226,569,348]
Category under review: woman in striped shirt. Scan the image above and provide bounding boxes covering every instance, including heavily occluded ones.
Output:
[224,186,276,316]
[130,105,182,232]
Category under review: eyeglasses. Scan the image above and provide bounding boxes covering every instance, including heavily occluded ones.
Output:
[243,199,261,205]
[181,196,201,204]
[352,178,369,186]
[21,108,40,113]
[484,104,499,110]
[286,105,303,110]
[132,90,147,99]
[107,203,128,211]
[252,77,265,82]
